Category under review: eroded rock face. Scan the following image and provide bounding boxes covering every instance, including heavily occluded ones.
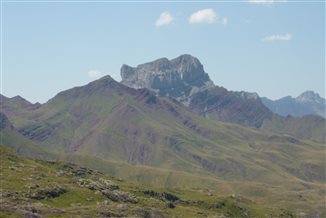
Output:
[121,54,214,103]
[120,54,272,127]
[101,190,138,204]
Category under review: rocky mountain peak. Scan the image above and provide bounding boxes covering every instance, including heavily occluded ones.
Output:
[50,75,122,102]
[262,91,326,118]
[296,91,325,104]
[170,54,205,82]
[120,54,214,102]
[138,57,171,71]
[170,54,201,67]
[236,91,259,100]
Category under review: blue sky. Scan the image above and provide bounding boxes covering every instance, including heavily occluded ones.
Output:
[2,0,325,103]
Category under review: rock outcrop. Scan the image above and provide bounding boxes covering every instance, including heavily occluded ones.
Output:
[121,54,214,104]
[121,54,272,127]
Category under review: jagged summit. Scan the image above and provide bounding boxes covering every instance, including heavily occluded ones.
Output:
[120,54,272,127]
[125,54,203,75]
[296,90,325,104]
[121,54,214,102]
[261,90,326,118]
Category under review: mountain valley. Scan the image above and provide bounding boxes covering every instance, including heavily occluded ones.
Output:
[1,55,325,217]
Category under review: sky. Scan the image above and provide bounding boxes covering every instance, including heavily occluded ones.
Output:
[1,0,325,103]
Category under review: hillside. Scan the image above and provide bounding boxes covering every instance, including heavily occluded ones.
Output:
[0,94,41,127]
[3,145,293,218]
[1,75,325,215]
[0,112,54,160]
[121,54,272,128]
[261,114,326,143]
[120,54,325,142]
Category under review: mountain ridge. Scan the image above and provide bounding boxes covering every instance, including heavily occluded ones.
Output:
[1,55,325,216]
[1,75,324,179]
[261,90,325,118]
[121,54,273,127]
[121,54,214,104]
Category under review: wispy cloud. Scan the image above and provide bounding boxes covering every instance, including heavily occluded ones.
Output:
[189,9,217,24]
[87,70,104,79]
[242,18,252,24]
[262,33,292,42]
[222,17,228,25]
[248,0,274,5]
[248,0,286,5]
[155,12,174,27]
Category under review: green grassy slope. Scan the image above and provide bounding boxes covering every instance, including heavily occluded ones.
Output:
[1,145,298,218]
[261,114,326,143]
[0,94,41,127]
[1,76,325,215]
[62,149,326,215]
[0,113,55,160]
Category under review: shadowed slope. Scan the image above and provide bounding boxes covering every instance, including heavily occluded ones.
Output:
[121,54,272,128]
[0,112,54,159]
[120,55,325,142]
[1,75,325,215]
[1,76,324,183]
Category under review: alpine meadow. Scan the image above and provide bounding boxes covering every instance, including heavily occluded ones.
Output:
[1,1,325,218]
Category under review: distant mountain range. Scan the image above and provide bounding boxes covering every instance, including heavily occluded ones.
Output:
[1,54,325,216]
[121,54,272,127]
[261,91,325,118]
[120,54,325,142]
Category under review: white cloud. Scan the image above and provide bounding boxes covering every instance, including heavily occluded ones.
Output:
[262,33,292,42]
[87,70,104,79]
[189,9,217,24]
[155,12,174,27]
[248,0,275,4]
[222,17,228,25]
[248,0,286,5]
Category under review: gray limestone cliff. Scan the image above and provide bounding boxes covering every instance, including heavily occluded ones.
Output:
[121,54,214,104]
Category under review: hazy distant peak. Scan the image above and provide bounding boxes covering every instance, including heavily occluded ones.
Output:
[261,90,326,118]
[296,90,325,104]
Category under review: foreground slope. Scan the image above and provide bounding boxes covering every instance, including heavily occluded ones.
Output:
[1,145,299,218]
[1,75,325,215]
